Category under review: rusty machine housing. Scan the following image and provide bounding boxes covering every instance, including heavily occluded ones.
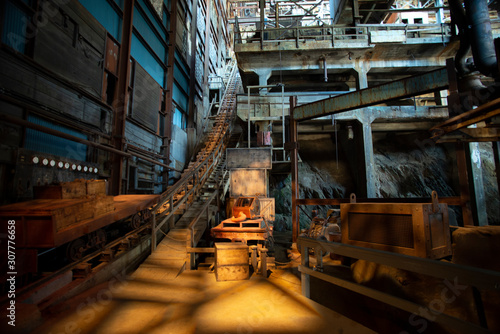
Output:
[211,148,274,244]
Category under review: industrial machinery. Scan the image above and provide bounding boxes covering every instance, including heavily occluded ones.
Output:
[300,209,341,241]
[211,195,273,244]
[211,148,275,246]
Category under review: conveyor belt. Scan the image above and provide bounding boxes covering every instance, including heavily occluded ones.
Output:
[149,60,242,272]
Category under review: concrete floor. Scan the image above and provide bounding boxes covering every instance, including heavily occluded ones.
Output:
[32,267,375,334]
[15,229,375,334]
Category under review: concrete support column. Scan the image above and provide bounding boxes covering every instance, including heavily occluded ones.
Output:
[254,69,272,94]
[354,61,370,90]
[358,111,377,198]
[494,141,500,197]
[469,142,488,225]
[435,0,445,24]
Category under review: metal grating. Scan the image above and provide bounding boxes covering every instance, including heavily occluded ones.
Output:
[348,212,415,248]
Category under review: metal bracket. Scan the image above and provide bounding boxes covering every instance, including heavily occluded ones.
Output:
[431,190,440,213]
[350,193,357,203]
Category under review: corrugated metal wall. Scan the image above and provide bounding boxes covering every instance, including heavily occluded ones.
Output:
[1,1,29,54]
[25,115,88,161]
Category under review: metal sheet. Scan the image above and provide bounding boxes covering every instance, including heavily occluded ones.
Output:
[226,148,272,169]
[230,169,267,197]
[292,68,449,121]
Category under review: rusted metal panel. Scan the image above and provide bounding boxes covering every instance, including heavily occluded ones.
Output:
[105,35,119,75]
[293,68,449,121]
[230,169,267,197]
[226,148,272,169]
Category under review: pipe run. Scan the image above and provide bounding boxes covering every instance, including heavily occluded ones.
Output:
[0,113,181,172]
[449,0,471,76]
[464,0,498,77]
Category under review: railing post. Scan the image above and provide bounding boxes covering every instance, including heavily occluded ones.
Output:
[301,245,310,298]
[151,214,157,252]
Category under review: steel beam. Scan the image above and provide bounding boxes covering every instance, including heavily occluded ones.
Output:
[110,0,135,195]
[292,68,449,121]
[203,0,211,86]
[289,96,300,243]
[187,0,199,129]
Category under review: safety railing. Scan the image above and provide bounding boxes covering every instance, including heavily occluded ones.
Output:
[234,19,457,48]
[298,237,500,334]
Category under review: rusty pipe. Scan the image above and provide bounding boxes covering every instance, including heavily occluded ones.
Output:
[449,0,471,76]
[0,113,181,171]
[464,0,498,77]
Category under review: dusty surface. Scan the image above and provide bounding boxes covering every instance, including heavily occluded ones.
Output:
[28,257,374,334]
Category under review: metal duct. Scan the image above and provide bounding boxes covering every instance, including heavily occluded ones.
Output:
[464,0,499,77]
[449,0,471,75]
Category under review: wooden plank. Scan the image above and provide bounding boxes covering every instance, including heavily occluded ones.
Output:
[34,180,86,199]
[226,148,272,169]
[132,64,161,132]
[33,10,104,99]
[86,179,107,196]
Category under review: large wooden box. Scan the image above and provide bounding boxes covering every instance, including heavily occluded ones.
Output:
[215,243,249,281]
[0,196,115,247]
[34,180,86,199]
[86,179,106,197]
[340,202,451,259]
[94,196,114,216]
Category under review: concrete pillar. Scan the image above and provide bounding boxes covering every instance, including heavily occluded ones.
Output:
[358,111,377,198]
[469,142,488,225]
[254,69,272,94]
[354,61,370,90]
[435,0,444,24]
[494,141,500,197]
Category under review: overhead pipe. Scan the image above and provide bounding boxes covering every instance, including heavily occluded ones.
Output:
[464,0,499,77]
[0,113,181,171]
[449,0,471,76]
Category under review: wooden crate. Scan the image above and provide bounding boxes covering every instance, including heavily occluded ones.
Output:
[215,242,249,281]
[341,202,451,259]
[86,179,106,197]
[34,180,86,199]
[95,196,114,216]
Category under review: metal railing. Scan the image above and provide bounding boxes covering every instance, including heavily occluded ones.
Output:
[234,21,454,47]
[298,237,500,333]
[150,62,241,251]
